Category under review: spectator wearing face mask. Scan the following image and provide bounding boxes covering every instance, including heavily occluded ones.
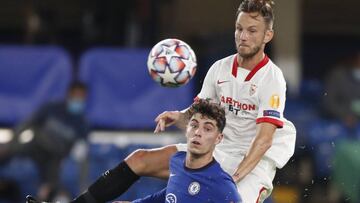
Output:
[3,81,90,202]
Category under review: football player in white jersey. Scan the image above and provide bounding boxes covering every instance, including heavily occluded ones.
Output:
[62,1,296,203]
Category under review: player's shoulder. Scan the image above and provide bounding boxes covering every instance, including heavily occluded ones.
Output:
[210,159,233,179]
[218,54,236,63]
[171,151,186,162]
[212,168,242,202]
[263,58,280,73]
[261,58,286,83]
[216,167,235,182]
[211,54,236,70]
[217,54,235,65]
[169,151,186,170]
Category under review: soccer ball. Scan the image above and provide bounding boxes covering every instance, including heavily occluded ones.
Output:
[147,38,197,87]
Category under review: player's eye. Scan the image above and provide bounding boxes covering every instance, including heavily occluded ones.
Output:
[190,123,198,129]
[204,126,214,132]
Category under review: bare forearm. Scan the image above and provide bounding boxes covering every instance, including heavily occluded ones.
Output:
[232,123,276,182]
[233,137,272,181]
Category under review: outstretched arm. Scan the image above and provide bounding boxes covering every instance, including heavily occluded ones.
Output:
[232,122,276,182]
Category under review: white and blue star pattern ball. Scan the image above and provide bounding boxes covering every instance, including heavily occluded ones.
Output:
[147,38,197,87]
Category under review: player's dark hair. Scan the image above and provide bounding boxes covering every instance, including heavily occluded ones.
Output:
[237,0,275,29]
[188,99,226,132]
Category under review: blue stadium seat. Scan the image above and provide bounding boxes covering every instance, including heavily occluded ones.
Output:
[78,48,195,129]
[299,78,324,103]
[284,98,320,151]
[125,143,162,154]
[0,157,39,198]
[0,46,72,126]
[60,157,80,197]
[87,143,128,183]
[308,119,348,146]
[307,119,349,178]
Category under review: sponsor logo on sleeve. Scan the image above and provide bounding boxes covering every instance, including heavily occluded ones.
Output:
[263,110,280,118]
[269,94,280,109]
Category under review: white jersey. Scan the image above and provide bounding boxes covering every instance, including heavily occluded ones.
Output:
[197,54,296,168]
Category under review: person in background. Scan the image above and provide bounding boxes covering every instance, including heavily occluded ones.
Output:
[324,52,360,203]
[7,81,90,202]
[324,52,360,129]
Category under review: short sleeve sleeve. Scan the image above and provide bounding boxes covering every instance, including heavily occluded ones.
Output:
[256,71,286,128]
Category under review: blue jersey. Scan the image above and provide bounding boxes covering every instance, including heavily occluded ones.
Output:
[165,151,241,203]
[132,152,241,203]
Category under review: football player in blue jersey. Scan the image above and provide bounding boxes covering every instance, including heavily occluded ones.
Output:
[27,100,241,203]
[115,99,242,203]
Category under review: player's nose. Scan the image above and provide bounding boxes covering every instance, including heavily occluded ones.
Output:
[239,31,249,40]
[194,128,203,137]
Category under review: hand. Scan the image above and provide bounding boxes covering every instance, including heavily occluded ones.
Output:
[154,111,181,133]
[232,172,241,183]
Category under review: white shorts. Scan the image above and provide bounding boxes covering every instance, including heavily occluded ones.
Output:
[176,144,276,203]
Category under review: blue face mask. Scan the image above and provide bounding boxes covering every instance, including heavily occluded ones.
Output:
[67,99,85,115]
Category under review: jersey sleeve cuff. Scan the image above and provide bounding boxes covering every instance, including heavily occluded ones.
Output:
[256,117,284,128]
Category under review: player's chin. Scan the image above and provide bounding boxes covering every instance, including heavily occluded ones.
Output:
[237,48,249,56]
[187,146,202,154]
[239,50,257,59]
[238,46,250,53]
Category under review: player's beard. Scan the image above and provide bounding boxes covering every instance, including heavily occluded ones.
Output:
[237,44,262,59]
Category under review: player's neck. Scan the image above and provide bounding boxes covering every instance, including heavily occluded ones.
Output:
[186,153,214,169]
[238,52,265,71]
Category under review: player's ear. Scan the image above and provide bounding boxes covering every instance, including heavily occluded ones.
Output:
[215,133,223,145]
[264,29,274,44]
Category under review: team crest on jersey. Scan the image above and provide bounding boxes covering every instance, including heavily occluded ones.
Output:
[188,181,200,195]
[166,193,177,203]
[269,94,280,109]
[249,84,257,96]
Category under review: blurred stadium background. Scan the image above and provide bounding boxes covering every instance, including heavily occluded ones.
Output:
[0,0,360,202]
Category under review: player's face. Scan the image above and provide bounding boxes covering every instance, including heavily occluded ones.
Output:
[234,12,273,59]
[186,113,223,157]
